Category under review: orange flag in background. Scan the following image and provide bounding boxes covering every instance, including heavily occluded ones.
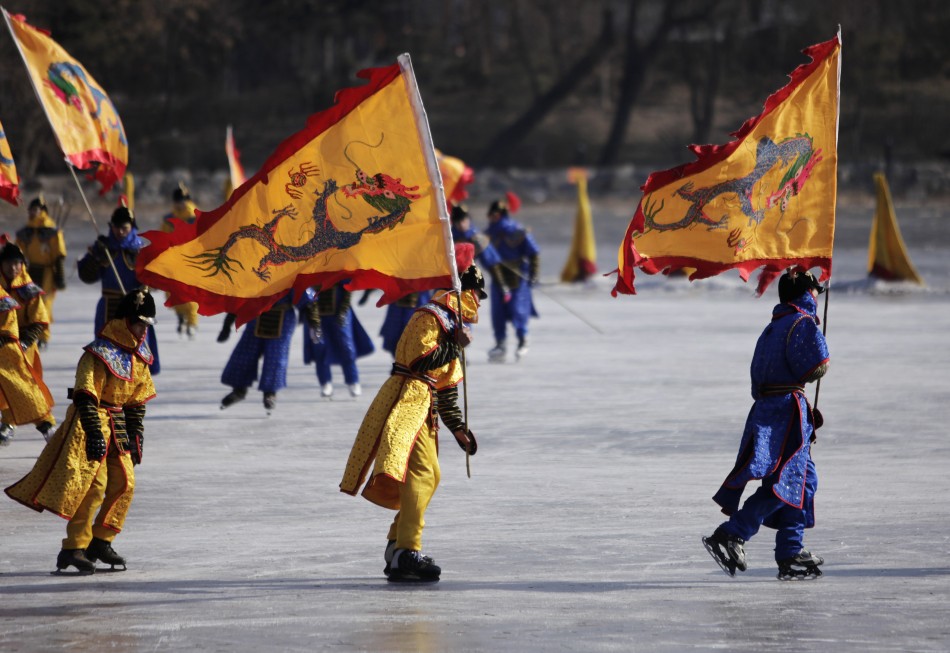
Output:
[612,32,841,296]
[0,119,19,205]
[225,125,247,193]
[138,55,457,326]
[3,9,128,192]
[435,149,474,207]
[868,172,924,284]
[561,168,597,282]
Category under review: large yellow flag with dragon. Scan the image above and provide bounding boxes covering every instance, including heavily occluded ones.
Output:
[138,55,457,325]
[612,32,841,296]
[3,9,128,192]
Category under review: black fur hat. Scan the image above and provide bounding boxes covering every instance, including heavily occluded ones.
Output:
[450,203,469,223]
[0,241,26,264]
[114,286,156,325]
[28,194,47,212]
[778,268,824,303]
[173,181,191,203]
[460,264,488,299]
[110,206,135,228]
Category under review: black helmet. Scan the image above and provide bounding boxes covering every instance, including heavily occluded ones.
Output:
[28,194,47,212]
[0,241,26,264]
[114,286,156,325]
[778,269,824,304]
[173,181,191,203]
[110,206,135,228]
[460,263,488,299]
[488,199,508,216]
[450,203,469,223]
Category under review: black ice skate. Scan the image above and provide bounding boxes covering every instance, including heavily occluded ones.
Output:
[86,537,127,571]
[220,387,248,409]
[383,539,396,577]
[387,549,441,583]
[53,549,96,575]
[263,392,277,414]
[777,549,824,580]
[702,527,748,577]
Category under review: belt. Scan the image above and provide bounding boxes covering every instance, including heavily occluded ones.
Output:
[391,363,437,388]
[758,384,804,396]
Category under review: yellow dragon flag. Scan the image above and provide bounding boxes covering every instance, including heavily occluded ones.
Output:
[868,172,924,284]
[613,32,841,296]
[561,167,598,282]
[3,9,128,192]
[138,55,458,325]
[0,118,19,205]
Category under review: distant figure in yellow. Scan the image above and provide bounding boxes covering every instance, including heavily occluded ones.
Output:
[5,287,157,575]
[161,182,200,338]
[15,195,67,348]
[0,240,55,444]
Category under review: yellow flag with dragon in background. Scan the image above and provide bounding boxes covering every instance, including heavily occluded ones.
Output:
[612,32,841,296]
[3,9,128,192]
[137,55,457,325]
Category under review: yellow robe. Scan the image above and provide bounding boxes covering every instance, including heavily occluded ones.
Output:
[5,320,156,531]
[16,209,67,326]
[0,278,53,425]
[161,201,200,327]
[341,295,464,510]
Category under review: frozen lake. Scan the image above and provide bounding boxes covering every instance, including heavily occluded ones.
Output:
[0,193,948,651]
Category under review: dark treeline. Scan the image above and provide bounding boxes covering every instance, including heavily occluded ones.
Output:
[1,0,948,178]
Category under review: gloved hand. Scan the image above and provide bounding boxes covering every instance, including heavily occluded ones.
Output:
[86,431,107,462]
[217,314,236,343]
[90,236,111,266]
[128,432,143,465]
[457,326,473,348]
[453,429,477,455]
[813,408,824,430]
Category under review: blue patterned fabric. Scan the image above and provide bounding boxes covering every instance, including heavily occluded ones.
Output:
[222,296,296,393]
[300,287,374,385]
[11,281,44,302]
[714,292,829,513]
[0,295,20,312]
[485,215,540,342]
[83,336,153,381]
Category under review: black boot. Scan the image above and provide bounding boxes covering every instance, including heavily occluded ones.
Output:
[86,537,127,570]
[37,421,54,443]
[221,387,248,409]
[383,540,396,577]
[388,549,441,583]
[777,549,824,580]
[56,549,95,574]
[263,392,276,412]
[702,527,748,576]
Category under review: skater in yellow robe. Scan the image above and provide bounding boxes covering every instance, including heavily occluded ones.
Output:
[5,287,157,574]
[16,196,67,347]
[0,241,54,443]
[161,183,200,337]
[341,244,484,582]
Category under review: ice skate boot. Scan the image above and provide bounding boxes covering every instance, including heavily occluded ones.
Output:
[702,527,747,577]
[348,383,362,398]
[220,387,248,409]
[263,392,277,414]
[383,540,396,577]
[37,421,54,443]
[86,537,127,571]
[54,549,95,575]
[387,549,441,583]
[321,383,334,398]
[176,314,185,337]
[488,342,506,363]
[515,337,529,361]
[0,422,15,446]
[186,324,197,340]
[777,549,824,580]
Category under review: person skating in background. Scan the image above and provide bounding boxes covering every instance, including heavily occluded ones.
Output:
[160,182,201,339]
[0,241,55,445]
[340,244,483,583]
[301,283,374,398]
[217,293,296,414]
[15,195,67,349]
[703,269,830,580]
[77,204,161,374]
[5,287,157,574]
[484,196,540,363]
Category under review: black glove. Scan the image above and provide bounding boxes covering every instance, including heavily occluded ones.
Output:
[217,313,236,342]
[85,430,106,461]
[91,236,111,265]
[53,257,67,290]
[18,323,44,351]
[128,432,143,465]
[810,408,824,443]
[454,429,477,456]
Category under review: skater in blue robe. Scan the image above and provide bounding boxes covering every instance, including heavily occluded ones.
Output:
[484,199,539,362]
[217,293,297,413]
[301,284,374,398]
[704,269,830,578]
[77,206,161,375]
[378,290,432,357]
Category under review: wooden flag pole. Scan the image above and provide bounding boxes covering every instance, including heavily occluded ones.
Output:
[454,289,471,478]
[67,163,127,295]
[812,281,831,411]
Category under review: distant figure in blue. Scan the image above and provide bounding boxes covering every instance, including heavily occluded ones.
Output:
[703,269,830,581]
[301,284,374,398]
[77,206,160,375]
[217,294,297,414]
[450,203,501,335]
[378,290,432,358]
[484,198,540,363]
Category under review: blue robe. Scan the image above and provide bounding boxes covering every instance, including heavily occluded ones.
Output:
[713,293,829,521]
[77,230,161,375]
[485,215,540,343]
[221,295,296,393]
[300,287,374,385]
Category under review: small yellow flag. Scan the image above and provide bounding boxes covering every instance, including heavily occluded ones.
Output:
[868,173,924,285]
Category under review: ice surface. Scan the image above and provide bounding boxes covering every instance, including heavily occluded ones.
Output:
[0,199,948,651]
